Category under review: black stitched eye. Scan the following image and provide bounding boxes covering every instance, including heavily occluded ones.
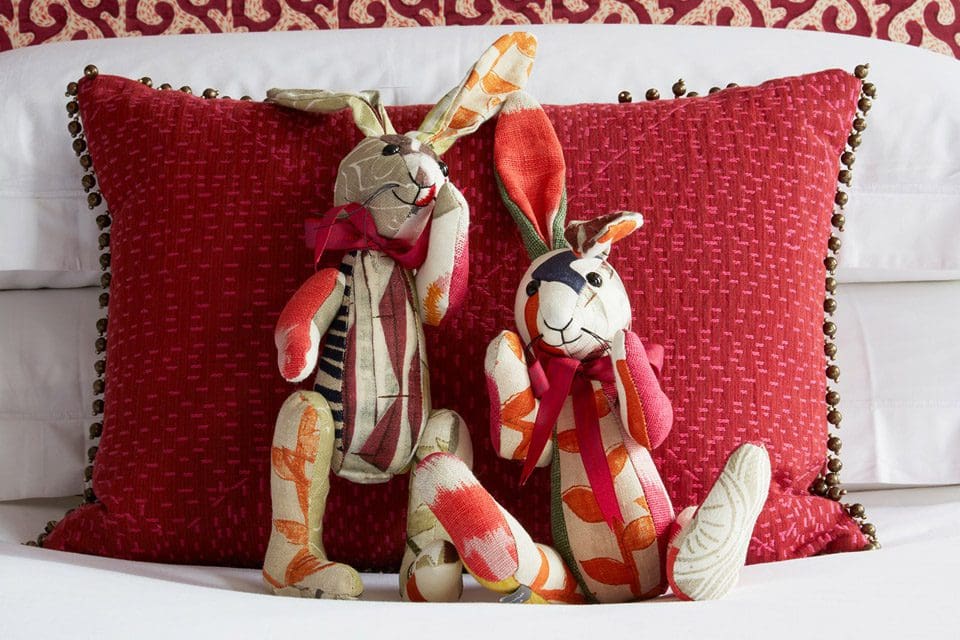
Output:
[525,279,540,297]
[382,144,400,156]
[587,272,603,287]
[438,161,449,177]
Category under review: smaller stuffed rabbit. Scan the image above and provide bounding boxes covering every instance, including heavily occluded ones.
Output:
[261,33,537,601]
[413,93,772,604]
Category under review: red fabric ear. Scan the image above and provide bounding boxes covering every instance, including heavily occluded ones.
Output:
[494,93,566,256]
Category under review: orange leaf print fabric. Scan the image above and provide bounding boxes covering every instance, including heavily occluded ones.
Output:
[562,485,605,524]
[502,389,536,458]
[272,401,320,521]
[285,547,332,585]
[621,517,657,553]
[579,557,635,587]
[556,429,579,453]
[607,445,629,478]
[274,519,309,546]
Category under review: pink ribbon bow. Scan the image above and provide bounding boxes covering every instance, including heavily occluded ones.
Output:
[521,355,624,530]
[305,202,432,270]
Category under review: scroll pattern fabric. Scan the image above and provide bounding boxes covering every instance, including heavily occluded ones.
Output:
[2,0,958,58]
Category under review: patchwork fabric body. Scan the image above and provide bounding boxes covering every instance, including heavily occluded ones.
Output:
[317,252,429,482]
[552,386,673,602]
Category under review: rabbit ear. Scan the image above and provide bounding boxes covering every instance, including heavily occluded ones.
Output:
[494,92,567,260]
[266,89,395,137]
[565,211,644,259]
[414,32,537,156]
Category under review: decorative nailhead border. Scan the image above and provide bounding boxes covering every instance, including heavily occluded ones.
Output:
[28,67,248,548]
[617,67,879,551]
[812,64,879,550]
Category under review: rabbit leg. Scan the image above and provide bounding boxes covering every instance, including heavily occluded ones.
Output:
[666,443,771,601]
[400,409,473,602]
[412,452,584,604]
[262,391,363,599]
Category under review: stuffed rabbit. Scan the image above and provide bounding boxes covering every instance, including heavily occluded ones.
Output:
[413,93,772,604]
[260,33,537,601]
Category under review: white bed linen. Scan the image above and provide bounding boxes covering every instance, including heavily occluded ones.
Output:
[836,280,960,486]
[0,288,97,500]
[1,25,958,287]
[0,487,957,639]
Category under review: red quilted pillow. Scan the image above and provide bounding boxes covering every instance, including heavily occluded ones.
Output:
[46,70,870,567]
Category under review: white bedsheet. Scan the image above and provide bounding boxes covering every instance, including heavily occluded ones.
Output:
[1,487,957,639]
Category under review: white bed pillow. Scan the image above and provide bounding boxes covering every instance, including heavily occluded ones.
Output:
[0,24,958,288]
[0,288,97,500]
[836,280,960,487]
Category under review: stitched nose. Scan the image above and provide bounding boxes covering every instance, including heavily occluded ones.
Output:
[543,318,572,332]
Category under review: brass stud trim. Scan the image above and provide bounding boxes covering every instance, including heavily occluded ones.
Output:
[617,90,632,104]
[45,66,118,544]
[671,78,686,98]
[810,63,879,551]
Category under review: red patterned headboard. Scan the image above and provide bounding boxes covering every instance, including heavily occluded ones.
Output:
[1,1,958,58]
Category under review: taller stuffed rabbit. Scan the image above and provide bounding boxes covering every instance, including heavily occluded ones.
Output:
[413,93,772,604]
[261,33,537,601]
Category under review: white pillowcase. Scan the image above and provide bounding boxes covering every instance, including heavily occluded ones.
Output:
[0,25,958,288]
[836,280,960,487]
[0,288,97,500]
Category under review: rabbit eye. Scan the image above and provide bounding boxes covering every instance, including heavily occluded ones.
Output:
[586,272,603,287]
[438,161,449,177]
[381,144,401,156]
[525,279,540,297]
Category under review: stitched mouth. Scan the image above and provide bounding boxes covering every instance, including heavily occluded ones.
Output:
[392,183,436,207]
[415,183,437,206]
[541,333,582,347]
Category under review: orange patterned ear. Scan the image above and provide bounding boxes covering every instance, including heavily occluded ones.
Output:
[564,211,643,258]
[415,32,537,155]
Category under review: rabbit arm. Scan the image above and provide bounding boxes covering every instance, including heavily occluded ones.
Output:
[486,330,552,467]
[610,330,673,451]
[415,182,469,327]
[275,268,346,383]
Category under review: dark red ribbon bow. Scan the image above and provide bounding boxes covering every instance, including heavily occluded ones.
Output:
[305,202,432,270]
[521,355,624,530]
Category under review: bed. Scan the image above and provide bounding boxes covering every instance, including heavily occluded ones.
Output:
[2,487,958,638]
[1,22,958,640]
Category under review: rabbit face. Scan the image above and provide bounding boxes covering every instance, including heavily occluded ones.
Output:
[334,135,449,242]
[515,248,632,361]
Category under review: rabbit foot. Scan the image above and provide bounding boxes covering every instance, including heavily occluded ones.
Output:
[266,557,363,599]
[402,539,464,602]
[666,443,771,601]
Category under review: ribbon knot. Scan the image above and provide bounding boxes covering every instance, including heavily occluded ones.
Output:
[305,202,432,270]
[521,354,624,530]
